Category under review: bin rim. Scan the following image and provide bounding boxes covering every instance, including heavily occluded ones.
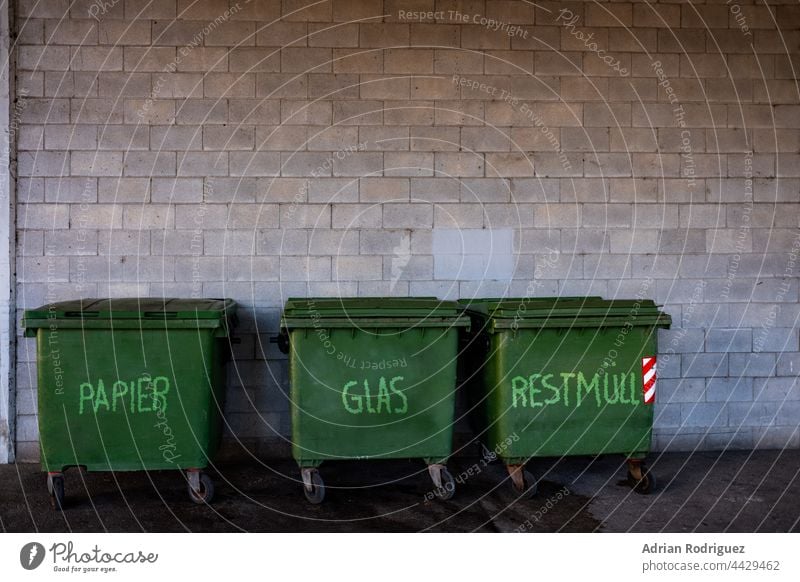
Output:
[22,298,238,335]
[459,296,671,330]
[280,297,470,330]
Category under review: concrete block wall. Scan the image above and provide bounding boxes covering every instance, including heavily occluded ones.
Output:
[10,0,800,460]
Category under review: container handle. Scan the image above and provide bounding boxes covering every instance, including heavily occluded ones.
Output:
[144,311,178,318]
[65,311,98,318]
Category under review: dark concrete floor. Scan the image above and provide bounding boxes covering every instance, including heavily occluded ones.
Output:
[1,450,798,532]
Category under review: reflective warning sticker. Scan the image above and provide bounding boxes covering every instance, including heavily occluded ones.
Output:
[642,357,656,405]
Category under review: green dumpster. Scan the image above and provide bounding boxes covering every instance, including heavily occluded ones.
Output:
[460,297,671,495]
[278,297,470,503]
[22,298,237,508]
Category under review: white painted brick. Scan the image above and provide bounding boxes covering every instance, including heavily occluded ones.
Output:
[71,47,123,72]
[44,228,98,255]
[383,204,432,229]
[44,125,96,150]
[123,205,176,230]
[484,204,534,228]
[45,177,97,203]
[280,152,333,177]
[229,204,280,229]
[332,204,382,229]
[98,125,150,150]
[226,257,280,282]
[97,178,150,204]
[257,125,308,150]
[333,256,383,281]
[280,204,331,229]
[360,178,409,202]
[17,230,44,257]
[10,2,799,453]
[229,152,281,176]
[410,178,459,203]
[410,127,460,151]
[156,73,204,99]
[17,125,44,151]
[18,151,69,177]
[333,152,383,177]
[17,178,45,203]
[384,152,433,177]
[205,230,259,257]
[96,72,151,98]
[18,46,70,71]
[175,99,228,124]
[18,255,70,282]
[435,152,484,177]
[434,205,484,228]
[306,126,358,151]
[360,127,409,151]
[151,178,203,203]
[208,177,258,203]
[256,74,308,99]
[98,231,148,255]
[308,230,359,256]
[329,101,382,127]
[257,230,308,256]
[306,178,359,203]
[177,152,228,177]
[151,125,203,150]
[176,205,228,230]
[485,153,535,178]
[280,257,331,281]
[124,100,176,125]
[122,151,175,176]
[150,231,197,256]
[174,257,221,282]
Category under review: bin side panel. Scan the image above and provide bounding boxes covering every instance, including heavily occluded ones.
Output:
[289,326,459,465]
[482,326,658,461]
[37,328,224,472]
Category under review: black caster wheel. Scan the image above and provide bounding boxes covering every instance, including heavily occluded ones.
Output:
[188,473,215,504]
[47,473,65,510]
[433,467,456,501]
[303,471,325,504]
[628,466,656,495]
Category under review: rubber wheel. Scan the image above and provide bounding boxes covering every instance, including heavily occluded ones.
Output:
[188,473,215,504]
[303,471,325,504]
[433,467,456,501]
[511,470,538,499]
[48,475,65,510]
[277,333,290,354]
[629,467,656,495]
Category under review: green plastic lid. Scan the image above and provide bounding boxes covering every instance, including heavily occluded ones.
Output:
[459,297,604,316]
[23,298,236,323]
[281,297,470,329]
[283,297,463,319]
[460,297,671,329]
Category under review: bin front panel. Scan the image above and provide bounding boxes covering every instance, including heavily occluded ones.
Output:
[483,326,659,460]
[36,327,225,472]
[289,326,459,465]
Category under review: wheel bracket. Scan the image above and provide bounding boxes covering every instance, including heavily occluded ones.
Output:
[187,469,201,494]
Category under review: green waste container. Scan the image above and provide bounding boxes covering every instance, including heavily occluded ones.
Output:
[460,297,671,496]
[278,297,470,503]
[22,298,237,508]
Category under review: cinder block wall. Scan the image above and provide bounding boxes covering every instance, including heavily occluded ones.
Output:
[12,0,800,460]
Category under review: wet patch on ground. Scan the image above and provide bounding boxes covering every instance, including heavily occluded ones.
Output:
[1,451,797,533]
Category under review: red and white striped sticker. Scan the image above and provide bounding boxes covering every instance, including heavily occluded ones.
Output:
[642,357,657,404]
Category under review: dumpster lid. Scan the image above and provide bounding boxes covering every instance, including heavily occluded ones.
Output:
[23,298,235,321]
[460,297,671,327]
[283,297,464,319]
